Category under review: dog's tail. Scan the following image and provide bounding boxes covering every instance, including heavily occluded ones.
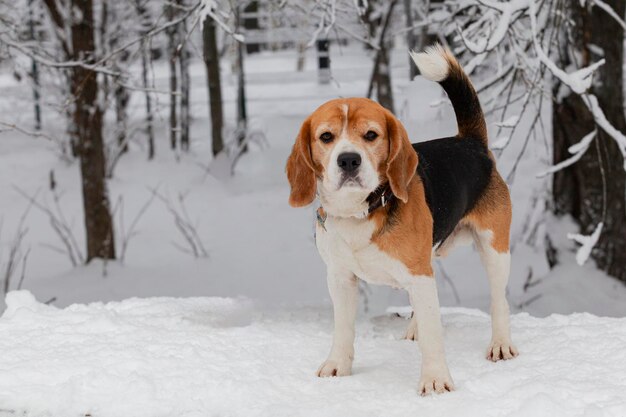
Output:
[410,44,487,145]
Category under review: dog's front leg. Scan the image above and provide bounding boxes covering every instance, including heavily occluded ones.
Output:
[407,276,454,395]
[404,293,418,341]
[317,266,358,377]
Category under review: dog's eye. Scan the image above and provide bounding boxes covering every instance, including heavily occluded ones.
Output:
[320,132,334,143]
[364,130,378,141]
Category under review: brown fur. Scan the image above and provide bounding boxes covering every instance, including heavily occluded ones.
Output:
[286,117,318,207]
[371,178,434,277]
[384,109,419,203]
[462,170,512,253]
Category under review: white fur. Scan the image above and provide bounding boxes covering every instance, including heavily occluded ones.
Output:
[316,216,408,288]
[318,180,370,219]
[317,265,358,377]
[409,277,454,394]
[474,230,518,361]
[409,45,449,82]
[434,225,474,258]
[405,315,418,341]
[315,216,454,393]
[404,292,418,341]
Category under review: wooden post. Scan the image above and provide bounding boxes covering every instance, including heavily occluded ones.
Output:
[317,39,331,84]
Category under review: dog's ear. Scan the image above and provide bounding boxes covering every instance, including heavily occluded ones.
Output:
[286,117,317,207]
[385,111,418,203]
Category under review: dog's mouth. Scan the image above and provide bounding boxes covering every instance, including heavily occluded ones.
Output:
[338,175,363,189]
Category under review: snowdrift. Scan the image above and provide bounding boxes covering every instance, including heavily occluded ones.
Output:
[0,291,625,417]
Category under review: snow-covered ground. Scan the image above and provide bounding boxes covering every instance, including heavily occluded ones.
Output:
[1,43,626,416]
[1,290,626,417]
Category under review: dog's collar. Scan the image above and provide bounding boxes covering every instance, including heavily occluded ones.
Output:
[316,206,327,231]
[315,183,394,224]
[366,183,395,214]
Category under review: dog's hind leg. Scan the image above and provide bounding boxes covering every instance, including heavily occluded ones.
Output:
[474,229,518,361]
[467,175,518,361]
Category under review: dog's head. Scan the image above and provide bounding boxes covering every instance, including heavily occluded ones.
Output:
[286,98,418,217]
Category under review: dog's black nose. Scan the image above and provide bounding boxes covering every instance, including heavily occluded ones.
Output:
[337,152,361,172]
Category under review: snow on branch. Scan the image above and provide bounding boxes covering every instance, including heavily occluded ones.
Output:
[582,94,626,171]
[495,115,520,128]
[534,47,604,95]
[490,115,520,150]
[527,0,626,171]
[0,35,122,77]
[198,0,244,43]
[0,121,62,145]
[460,0,529,53]
[567,222,603,266]
[591,0,626,30]
[536,130,596,177]
[2,1,202,78]
[490,135,511,150]
[528,0,605,95]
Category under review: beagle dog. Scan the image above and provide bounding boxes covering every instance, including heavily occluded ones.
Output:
[286,45,518,395]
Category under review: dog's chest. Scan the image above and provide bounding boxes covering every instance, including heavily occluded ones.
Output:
[315,216,406,287]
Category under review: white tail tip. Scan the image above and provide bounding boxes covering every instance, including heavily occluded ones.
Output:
[409,44,449,82]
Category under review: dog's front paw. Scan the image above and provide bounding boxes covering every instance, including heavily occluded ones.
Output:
[404,316,418,341]
[316,358,352,377]
[419,368,454,395]
[486,339,518,362]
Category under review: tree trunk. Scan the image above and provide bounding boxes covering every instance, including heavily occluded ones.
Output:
[552,1,626,282]
[236,31,248,152]
[234,6,248,153]
[169,56,178,150]
[114,80,130,154]
[135,0,155,159]
[107,4,129,156]
[365,0,397,113]
[140,44,155,159]
[414,0,430,74]
[296,42,306,72]
[375,44,395,114]
[360,0,377,48]
[99,1,109,104]
[202,16,224,156]
[179,15,191,151]
[28,0,41,130]
[69,0,115,261]
[64,73,79,157]
[167,3,179,150]
[403,0,418,80]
